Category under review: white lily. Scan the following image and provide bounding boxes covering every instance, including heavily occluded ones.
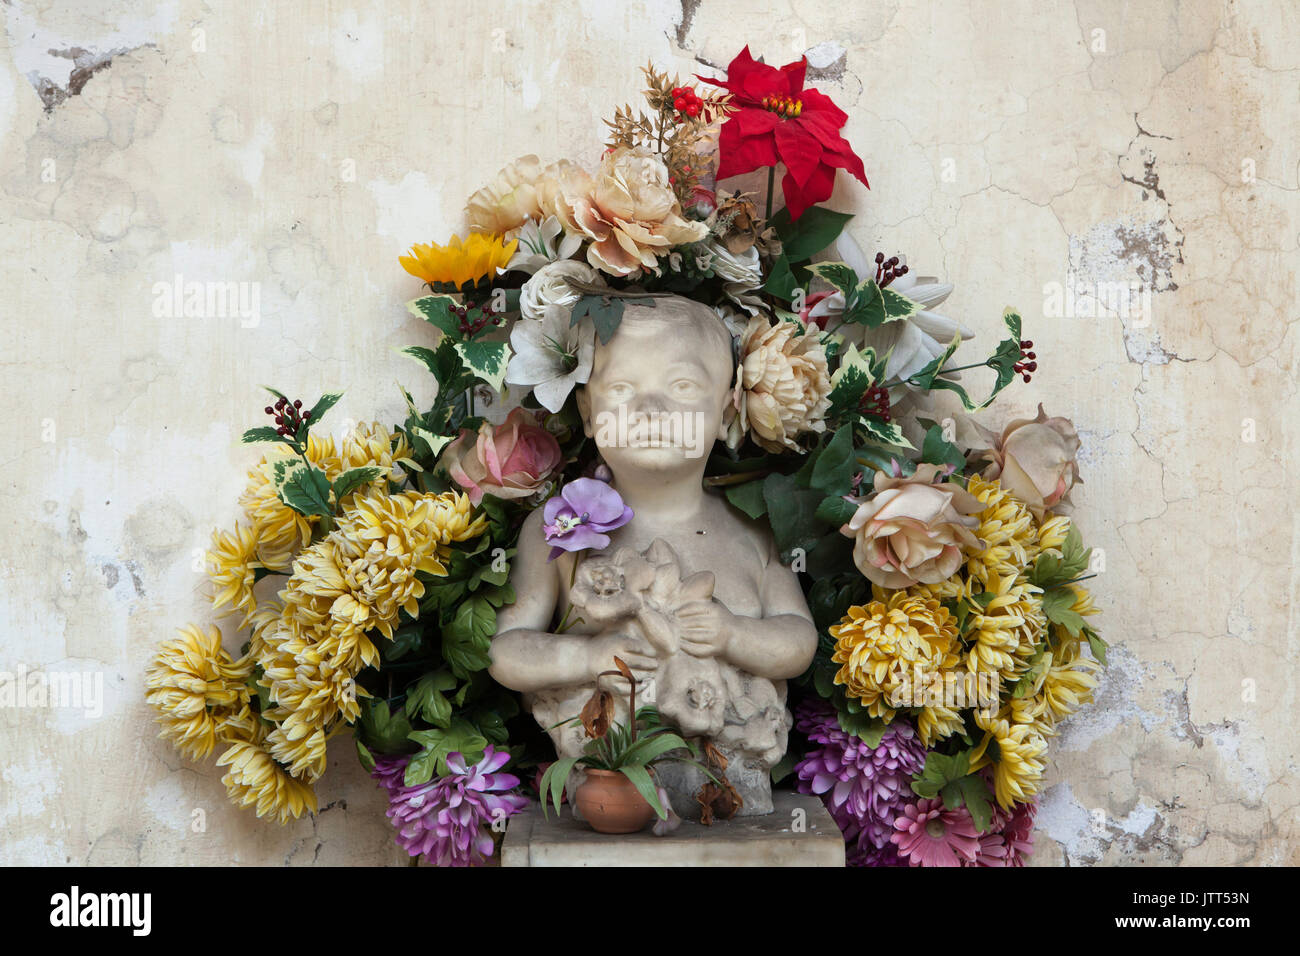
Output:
[809,233,974,388]
[504,305,595,413]
[505,215,583,275]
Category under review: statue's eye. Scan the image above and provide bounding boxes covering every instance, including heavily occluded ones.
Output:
[670,379,701,398]
[606,382,634,402]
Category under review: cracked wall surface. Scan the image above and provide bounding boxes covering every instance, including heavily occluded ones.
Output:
[1,0,1296,866]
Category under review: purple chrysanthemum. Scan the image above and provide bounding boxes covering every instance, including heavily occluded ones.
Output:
[793,698,927,866]
[371,747,529,867]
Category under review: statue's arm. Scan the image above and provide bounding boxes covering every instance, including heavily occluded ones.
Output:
[488,510,591,692]
[721,538,817,680]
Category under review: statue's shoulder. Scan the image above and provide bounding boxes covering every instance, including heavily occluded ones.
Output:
[703,488,777,560]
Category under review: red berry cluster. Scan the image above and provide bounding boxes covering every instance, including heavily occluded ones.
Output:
[671,86,702,119]
[874,252,909,288]
[859,384,892,422]
[455,301,503,338]
[1014,340,1037,383]
[265,396,310,437]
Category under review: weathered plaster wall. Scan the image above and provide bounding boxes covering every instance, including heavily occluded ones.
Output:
[1,0,1296,865]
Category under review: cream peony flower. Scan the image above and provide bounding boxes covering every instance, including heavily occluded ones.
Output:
[727,315,831,453]
[840,463,984,589]
[562,146,708,277]
[466,155,546,235]
[972,404,1082,517]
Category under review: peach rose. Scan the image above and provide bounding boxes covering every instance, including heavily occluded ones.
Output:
[727,315,831,453]
[562,146,708,277]
[443,407,562,505]
[974,404,1081,516]
[841,464,983,589]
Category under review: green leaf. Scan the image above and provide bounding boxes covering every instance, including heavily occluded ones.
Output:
[404,669,458,728]
[442,595,496,678]
[911,749,971,799]
[355,737,375,774]
[333,465,385,501]
[241,426,284,444]
[836,709,887,747]
[810,425,855,496]
[1041,587,1086,637]
[1029,525,1091,588]
[807,260,858,298]
[407,294,463,339]
[540,756,579,817]
[358,698,414,753]
[618,764,667,819]
[762,253,800,300]
[405,718,488,782]
[275,461,333,517]
[858,414,911,448]
[762,470,824,562]
[920,424,965,471]
[455,340,511,393]
[941,773,994,832]
[770,206,853,262]
[814,494,858,527]
[1084,625,1109,665]
[571,294,634,345]
[307,391,343,426]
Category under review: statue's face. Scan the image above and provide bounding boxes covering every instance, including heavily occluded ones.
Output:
[579,302,733,473]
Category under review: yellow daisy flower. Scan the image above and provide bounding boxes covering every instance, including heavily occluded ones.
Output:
[145,624,254,760]
[399,233,518,288]
[215,739,317,824]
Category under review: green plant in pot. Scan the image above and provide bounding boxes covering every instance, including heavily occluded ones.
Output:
[538,657,713,834]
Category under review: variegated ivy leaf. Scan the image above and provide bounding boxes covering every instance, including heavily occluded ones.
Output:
[807,262,922,329]
[273,457,333,517]
[241,426,283,443]
[333,465,386,501]
[408,294,463,339]
[455,340,511,394]
[307,391,344,426]
[410,426,451,461]
[909,308,1025,411]
[858,414,911,449]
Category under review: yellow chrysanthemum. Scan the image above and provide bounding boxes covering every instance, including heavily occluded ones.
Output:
[215,739,317,824]
[1009,647,1101,730]
[964,474,1041,585]
[964,571,1046,683]
[830,593,960,732]
[399,233,518,288]
[1035,513,1072,552]
[145,624,254,760]
[265,717,330,783]
[425,489,490,548]
[206,523,261,626]
[337,422,413,500]
[970,708,1048,809]
[238,434,339,571]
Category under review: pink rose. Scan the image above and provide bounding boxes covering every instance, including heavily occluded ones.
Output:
[974,405,1081,516]
[841,464,983,589]
[443,407,562,505]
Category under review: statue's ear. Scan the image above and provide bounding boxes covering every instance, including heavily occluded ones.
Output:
[575,387,594,438]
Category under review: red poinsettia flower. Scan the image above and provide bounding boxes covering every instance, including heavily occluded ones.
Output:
[700,46,868,220]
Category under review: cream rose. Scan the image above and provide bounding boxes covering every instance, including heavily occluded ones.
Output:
[727,315,832,453]
[974,404,1081,516]
[466,155,546,235]
[519,259,601,322]
[562,146,708,277]
[841,463,983,589]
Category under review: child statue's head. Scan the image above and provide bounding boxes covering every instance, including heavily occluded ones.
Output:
[575,296,734,476]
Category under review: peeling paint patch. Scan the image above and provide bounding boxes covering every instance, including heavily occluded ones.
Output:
[804,42,847,81]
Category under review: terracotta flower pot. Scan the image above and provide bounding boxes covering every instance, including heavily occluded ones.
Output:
[574,769,657,834]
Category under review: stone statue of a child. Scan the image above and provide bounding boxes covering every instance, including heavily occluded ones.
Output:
[489,296,817,816]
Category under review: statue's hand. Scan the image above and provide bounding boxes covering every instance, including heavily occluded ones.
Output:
[585,629,658,683]
[675,600,736,659]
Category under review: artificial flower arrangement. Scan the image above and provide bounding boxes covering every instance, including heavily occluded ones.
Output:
[146,47,1106,867]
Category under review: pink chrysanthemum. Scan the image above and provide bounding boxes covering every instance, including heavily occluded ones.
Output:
[372,747,529,867]
[793,699,926,866]
[891,796,982,867]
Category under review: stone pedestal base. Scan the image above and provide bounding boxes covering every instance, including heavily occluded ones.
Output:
[501,792,845,867]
